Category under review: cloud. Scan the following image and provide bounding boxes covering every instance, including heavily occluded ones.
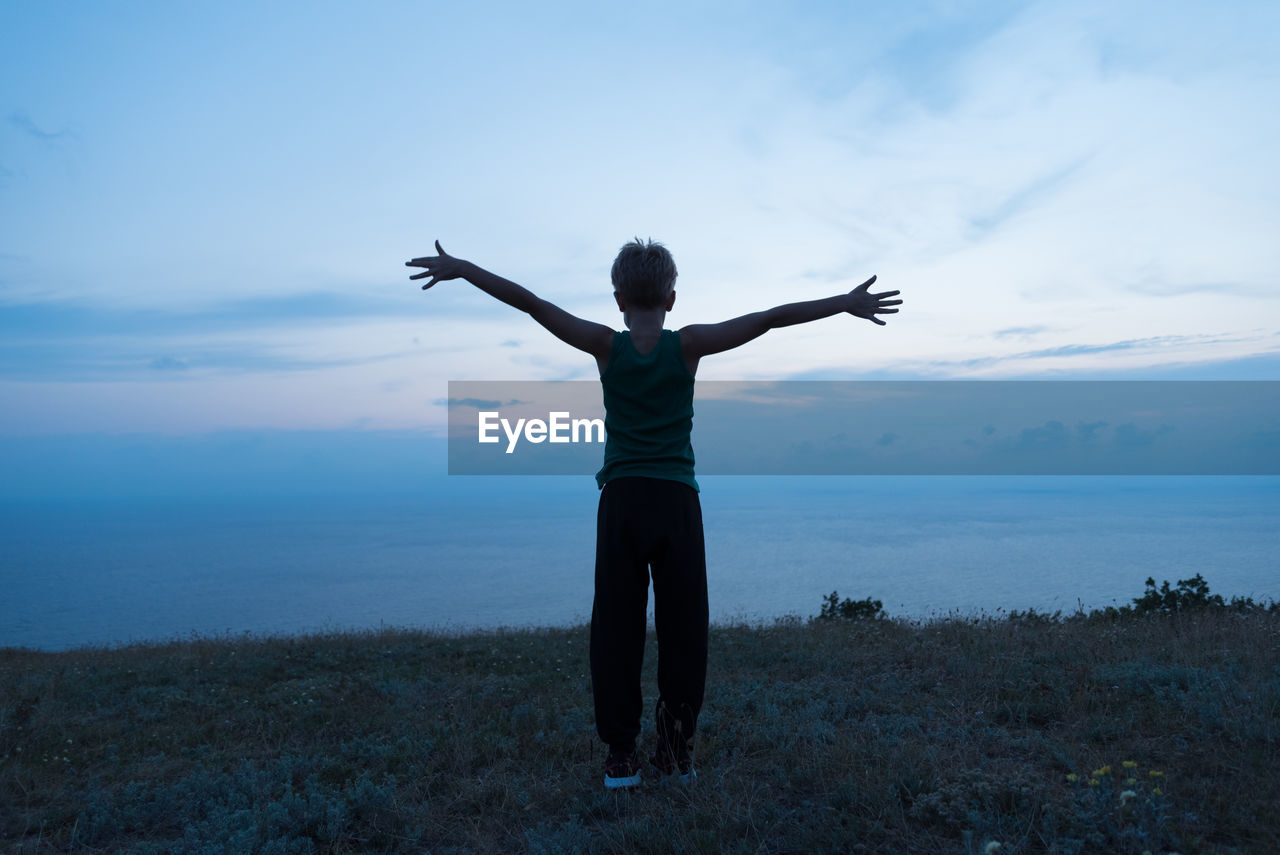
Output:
[967,155,1095,235]
[992,325,1051,340]
[1114,422,1175,447]
[0,338,417,381]
[780,332,1279,381]
[1011,420,1070,451]
[1124,278,1274,298]
[958,417,1185,468]
[434,397,528,409]
[0,291,414,339]
[7,112,72,144]
[925,332,1265,372]
[1078,420,1108,443]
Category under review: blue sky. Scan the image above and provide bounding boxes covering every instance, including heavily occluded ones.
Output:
[3,1,1279,439]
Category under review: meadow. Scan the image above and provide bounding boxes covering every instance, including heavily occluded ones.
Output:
[1,576,1276,854]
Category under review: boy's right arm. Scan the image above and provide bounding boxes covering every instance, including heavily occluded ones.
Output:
[408,241,614,366]
[679,275,901,369]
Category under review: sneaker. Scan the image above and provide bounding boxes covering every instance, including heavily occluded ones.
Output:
[649,737,696,784]
[604,748,642,789]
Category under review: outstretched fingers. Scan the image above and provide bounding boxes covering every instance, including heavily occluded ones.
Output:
[407,240,453,283]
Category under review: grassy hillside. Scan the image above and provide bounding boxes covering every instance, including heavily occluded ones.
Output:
[2,579,1277,854]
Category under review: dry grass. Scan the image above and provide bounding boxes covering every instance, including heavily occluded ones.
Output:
[1,598,1277,853]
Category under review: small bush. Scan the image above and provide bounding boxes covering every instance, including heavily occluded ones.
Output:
[815,590,887,622]
[1134,573,1225,613]
[1130,572,1271,615]
[1082,573,1279,620]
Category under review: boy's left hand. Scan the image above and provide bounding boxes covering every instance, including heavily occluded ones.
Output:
[846,275,902,326]
[407,241,468,289]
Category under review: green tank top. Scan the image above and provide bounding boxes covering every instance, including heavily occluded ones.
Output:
[595,329,699,492]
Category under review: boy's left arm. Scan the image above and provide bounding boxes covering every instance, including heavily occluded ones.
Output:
[679,275,901,365]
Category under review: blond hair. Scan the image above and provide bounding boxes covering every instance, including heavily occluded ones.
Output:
[610,237,677,309]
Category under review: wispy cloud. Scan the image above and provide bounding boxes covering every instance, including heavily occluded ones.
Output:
[936,333,1252,370]
[1124,278,1275,298]
[435,397,528,409]
[0,337,420,382]
[0,291,417,338]
[7,112,72,144]
[993,325,1052,339]
[780,332,1280,380]
[966,155,1094,235]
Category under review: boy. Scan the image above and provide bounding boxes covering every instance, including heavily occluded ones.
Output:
[407,238,901,788]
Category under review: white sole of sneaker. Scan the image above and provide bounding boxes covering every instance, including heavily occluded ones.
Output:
[604,771,641,789]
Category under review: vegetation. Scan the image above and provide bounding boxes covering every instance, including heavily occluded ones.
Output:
[2,576,1277,853]
[816,591,888,622]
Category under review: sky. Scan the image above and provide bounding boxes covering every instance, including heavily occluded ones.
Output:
[3,0,1279,443]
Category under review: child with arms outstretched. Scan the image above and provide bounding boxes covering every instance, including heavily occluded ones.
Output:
[407,238,901,788]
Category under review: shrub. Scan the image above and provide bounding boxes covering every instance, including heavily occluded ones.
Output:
[815,591,887,622]
[1131,574,1225,614]
[1121,570,1269,616]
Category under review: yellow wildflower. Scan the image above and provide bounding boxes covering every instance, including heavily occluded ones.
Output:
[1066,773,1079,783]
[1149,770,1164,778]
[1126,777,1138,785]
[1122,760,1138,769]
[1153,787,1163,795]
[1092,765,1111,776]
[1088,778,1100,787]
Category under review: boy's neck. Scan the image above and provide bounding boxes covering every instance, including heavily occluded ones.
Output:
[623,307,668,337]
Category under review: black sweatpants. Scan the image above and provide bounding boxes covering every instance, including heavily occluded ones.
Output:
[590,476,708,752]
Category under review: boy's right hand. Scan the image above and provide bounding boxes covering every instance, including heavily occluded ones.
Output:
[407,241,469,289]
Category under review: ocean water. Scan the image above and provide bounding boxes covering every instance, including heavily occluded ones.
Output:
[3,476,1278,651]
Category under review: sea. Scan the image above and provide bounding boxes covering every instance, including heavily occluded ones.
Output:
[3,475,1277,651]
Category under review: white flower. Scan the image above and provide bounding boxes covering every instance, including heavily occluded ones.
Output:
[983,843,1002,855]
[1120,789,1138,804]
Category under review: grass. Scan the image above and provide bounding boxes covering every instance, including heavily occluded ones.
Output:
[2,581,1277,854]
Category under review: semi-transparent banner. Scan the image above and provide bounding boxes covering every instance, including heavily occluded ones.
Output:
[446,381,1280,475]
